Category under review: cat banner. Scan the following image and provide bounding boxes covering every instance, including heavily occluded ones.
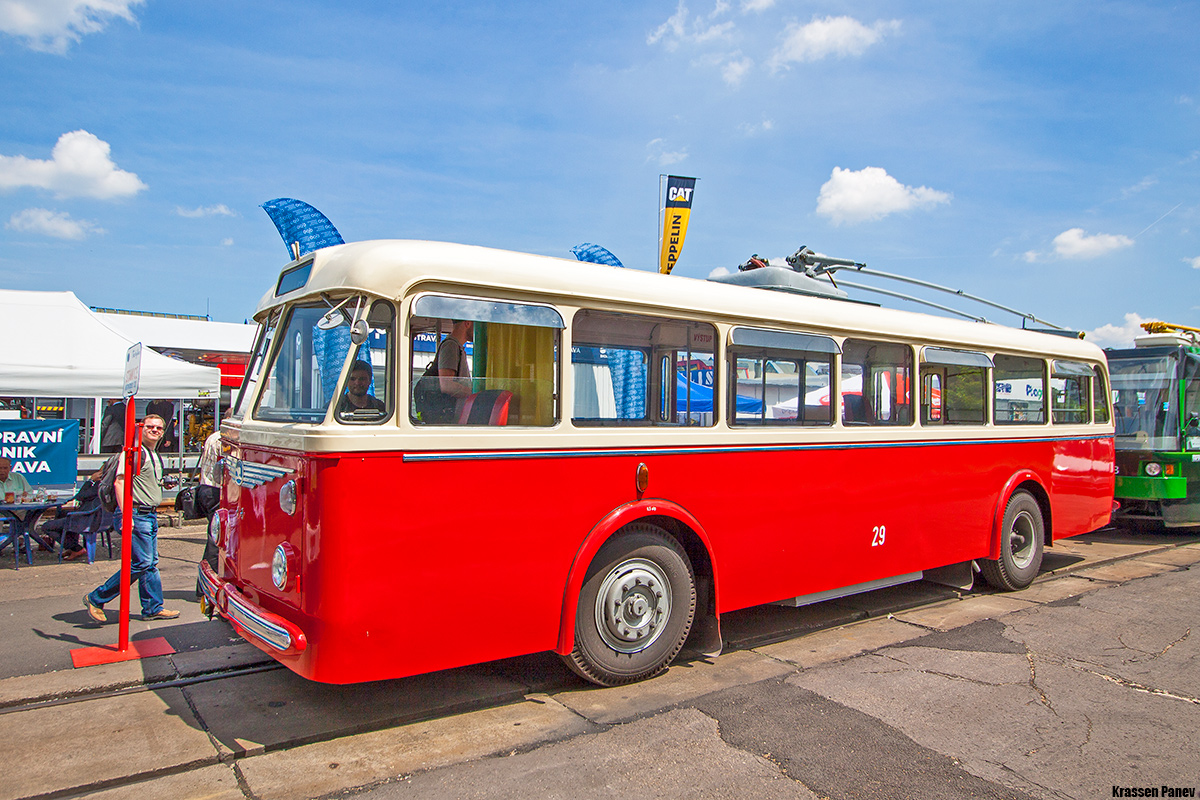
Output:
[659,175,696,275]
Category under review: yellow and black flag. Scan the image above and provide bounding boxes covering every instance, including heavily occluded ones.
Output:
[659,175,696,275]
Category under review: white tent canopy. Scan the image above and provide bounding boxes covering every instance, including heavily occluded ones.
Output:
[0,290,221,398]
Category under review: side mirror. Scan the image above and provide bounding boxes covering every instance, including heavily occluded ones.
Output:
[350,319,369,345]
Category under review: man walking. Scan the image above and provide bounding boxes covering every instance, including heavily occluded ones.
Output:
[83,414,180,622]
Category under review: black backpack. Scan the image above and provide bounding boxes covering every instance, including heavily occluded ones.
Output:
[413,340,463,424]
[97,453,121,513]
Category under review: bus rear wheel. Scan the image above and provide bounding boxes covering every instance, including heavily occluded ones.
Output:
[564,524,696,687]
[980,491,1044,591]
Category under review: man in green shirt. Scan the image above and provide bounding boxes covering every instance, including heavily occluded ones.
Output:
[83,414,180,622]
[0,457,32,502]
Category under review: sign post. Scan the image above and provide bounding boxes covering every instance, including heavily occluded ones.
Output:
[71,343,175,668]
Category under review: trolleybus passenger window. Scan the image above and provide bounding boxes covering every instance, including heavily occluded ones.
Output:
[335,300,394,424]
[921,348,989,425]
[255,301,362,424]
[841,339,913,426]
[1092,366,1112,425]
[727,327,837,426]
[994,355,1046,424]
[409,295,562,426]
[571,310,716,427]
[1051,360,1092,424]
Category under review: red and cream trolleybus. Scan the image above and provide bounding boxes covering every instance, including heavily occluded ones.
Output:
[198,240,1115,686]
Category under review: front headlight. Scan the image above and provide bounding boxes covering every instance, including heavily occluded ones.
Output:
[1144,462,1163,477]
[272,544,289,590]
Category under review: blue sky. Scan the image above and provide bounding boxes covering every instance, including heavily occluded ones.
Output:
[1,1,1197,345]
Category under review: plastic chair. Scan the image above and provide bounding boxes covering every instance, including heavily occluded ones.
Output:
[46,501,111,563]
[457,390,513,425]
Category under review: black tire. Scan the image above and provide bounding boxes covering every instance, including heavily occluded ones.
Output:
[980,491,1045,591]
[564,524,696,687]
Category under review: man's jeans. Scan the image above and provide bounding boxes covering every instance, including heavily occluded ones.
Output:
[87,508,164,616]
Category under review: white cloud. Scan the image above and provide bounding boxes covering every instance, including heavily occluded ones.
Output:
[722,55,753,86]
[648,1,734,50]
[177,204,236,218]
[1187,256,1200,270]
[741,0,774,11]
[0,0,143,54]
[770,16,900,70]
[221,238,234,246]
[708,266,731,278]
[1086,312,1155,348]
[646,138,688,167]
[815,166,950,225]
[0,130,146,199]
[6,207,101,239]
[738,118,774,136]
[1052,228,1133,259]
[1022,250,1040,263]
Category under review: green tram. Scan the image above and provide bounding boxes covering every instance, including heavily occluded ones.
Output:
[1108,322,1200,528]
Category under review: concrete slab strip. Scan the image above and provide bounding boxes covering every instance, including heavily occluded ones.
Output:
[892,594,1036,632]
[76,764,245,800]
[1073,559,1177,584]
[0,688,218,800]
[754,616,927,669]
[238,695,594,800]
[552,649,793,726]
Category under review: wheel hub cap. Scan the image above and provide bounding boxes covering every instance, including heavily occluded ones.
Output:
[595,558,671,654]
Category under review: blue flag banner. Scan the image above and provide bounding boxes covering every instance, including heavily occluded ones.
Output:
[261,198,345,259]
[571,243,625,268]
[0,420,79,486]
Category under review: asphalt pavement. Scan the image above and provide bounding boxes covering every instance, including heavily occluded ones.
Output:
[1,521,1197,800]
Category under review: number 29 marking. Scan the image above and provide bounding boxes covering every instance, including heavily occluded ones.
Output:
[872,525,886,547]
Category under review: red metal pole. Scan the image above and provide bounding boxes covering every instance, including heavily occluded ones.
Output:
[117,401,139,653]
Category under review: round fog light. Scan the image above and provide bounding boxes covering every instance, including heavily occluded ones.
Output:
[272,544,289,590]
[1144,462,1163,477]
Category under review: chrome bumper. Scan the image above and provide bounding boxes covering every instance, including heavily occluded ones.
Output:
[197,561,308,654]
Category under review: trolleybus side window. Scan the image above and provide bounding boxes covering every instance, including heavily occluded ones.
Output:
[255,300,365,423]
[1092,365,1112,425]
[994,354,1046,425]
[334,300,395,424]
[1051,360,1092,424]
[571,310,716,427]
[409,295,562,426]
[841,339,913,426]
[921,348,990,425]
[727,327,837,426]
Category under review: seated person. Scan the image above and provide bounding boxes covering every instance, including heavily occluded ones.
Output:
[337,360,386,415]
[0,457,31,502]
[39,472,102,560]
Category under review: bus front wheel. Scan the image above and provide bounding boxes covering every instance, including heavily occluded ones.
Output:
[564,524,696,687]
[980,491,1044,591]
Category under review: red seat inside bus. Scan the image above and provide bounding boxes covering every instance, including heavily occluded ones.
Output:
[458,389,513,425]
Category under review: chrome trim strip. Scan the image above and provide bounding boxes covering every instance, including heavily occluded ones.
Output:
[403,434,1115,463]
[226,594,292,652]
[227,457,295,489]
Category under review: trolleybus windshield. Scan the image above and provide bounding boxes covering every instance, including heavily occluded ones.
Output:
[1110,352,1179,451]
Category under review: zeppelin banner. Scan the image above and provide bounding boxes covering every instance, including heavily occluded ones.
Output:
[659,175,696,275]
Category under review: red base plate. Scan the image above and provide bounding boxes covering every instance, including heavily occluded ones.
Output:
[70,636,176,668]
